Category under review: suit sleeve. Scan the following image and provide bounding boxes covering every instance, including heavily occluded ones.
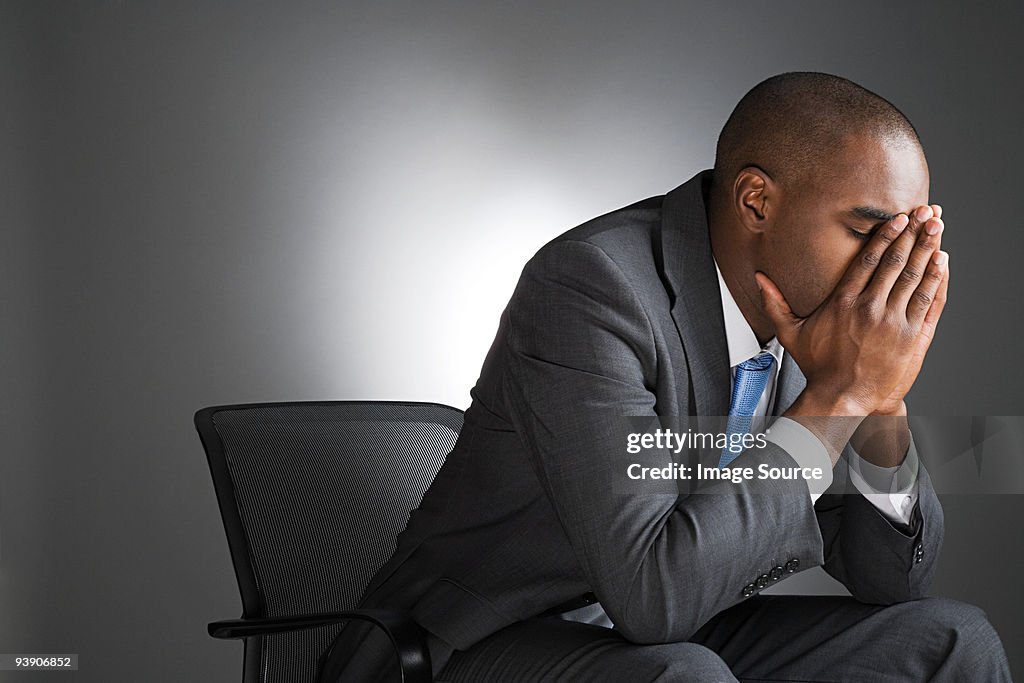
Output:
[500,239,825,644]
[815,436,944,604]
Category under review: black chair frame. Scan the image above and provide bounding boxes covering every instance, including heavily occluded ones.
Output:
[197,400,456,683]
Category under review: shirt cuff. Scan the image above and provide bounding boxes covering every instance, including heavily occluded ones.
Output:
[845,432,920,526]
[764,417,833,502]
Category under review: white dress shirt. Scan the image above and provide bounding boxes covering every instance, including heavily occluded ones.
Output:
[714,262,919,525]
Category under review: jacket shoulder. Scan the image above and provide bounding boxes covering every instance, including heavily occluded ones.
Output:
[523,195,666,287]
[549,194,663,253]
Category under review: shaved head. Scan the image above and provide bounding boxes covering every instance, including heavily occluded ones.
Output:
[707,71,931,340]
[712,72,921,196]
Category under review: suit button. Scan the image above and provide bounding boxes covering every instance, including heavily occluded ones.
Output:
[743,583,756,598]
[770,566,784,581]
[785,558,800,573]
[756,574,769,589]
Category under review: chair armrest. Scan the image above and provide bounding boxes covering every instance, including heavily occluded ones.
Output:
[209,608,431,683]
[209,610,357,639]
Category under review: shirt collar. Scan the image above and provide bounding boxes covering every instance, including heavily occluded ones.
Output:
[713,258,783,369]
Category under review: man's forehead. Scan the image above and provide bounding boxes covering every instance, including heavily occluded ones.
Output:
[825,172,929,220]
[843,177,930,219]
[829,136,930,210]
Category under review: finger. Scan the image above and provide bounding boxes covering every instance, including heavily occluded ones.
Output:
[862,205,934,301]
[754,271,801,346]
[907,250,947,328]
[910,265,949,363]
[888,215,943,308]
[835,213,909,296]
[921,257,949,329]
[930,204,942,220]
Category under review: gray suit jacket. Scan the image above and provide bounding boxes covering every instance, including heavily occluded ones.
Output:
[321,170,944,682]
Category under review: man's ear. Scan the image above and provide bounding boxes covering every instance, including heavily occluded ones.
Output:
[732,166,775,234]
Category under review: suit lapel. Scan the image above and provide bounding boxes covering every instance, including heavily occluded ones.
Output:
[660,171,731,417]
[773,352,807,416]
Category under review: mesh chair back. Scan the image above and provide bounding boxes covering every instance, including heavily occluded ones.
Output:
[197,401,463,683]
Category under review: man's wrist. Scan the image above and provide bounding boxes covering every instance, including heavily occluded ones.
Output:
[852,408,910,468]
[789,386,872,418]
[871,400,908,418]
[783,388,867,465]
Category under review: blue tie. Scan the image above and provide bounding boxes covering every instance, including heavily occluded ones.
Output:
[718,351,776,468]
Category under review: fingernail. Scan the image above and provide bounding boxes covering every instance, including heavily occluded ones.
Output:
[892,214,909,230]
[934,251,948,266]
[926,219,942,235]
[915,206,932,222]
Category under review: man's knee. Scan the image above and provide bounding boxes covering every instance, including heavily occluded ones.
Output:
[904,597,1008,676]
[636,642,737,683]
[913,597,998,644]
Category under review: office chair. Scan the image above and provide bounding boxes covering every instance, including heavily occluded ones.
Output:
[196,401,464,683]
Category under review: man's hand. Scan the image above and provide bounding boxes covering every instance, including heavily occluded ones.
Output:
[871,204,949,416]
[850,204,949,466]
[756,204,948,462]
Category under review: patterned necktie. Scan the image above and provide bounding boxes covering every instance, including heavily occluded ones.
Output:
[718,351,776,468]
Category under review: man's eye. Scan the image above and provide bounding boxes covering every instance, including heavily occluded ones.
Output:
[849,228,873,241]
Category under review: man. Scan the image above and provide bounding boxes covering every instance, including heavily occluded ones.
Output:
[321,72,1012,681]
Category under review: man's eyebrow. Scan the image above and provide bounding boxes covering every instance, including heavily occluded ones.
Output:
[849,206,898,223]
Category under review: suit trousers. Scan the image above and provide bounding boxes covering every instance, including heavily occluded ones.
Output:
[434,595,1012,682]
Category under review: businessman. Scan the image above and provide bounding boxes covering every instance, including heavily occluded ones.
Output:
[320,73,1011,681]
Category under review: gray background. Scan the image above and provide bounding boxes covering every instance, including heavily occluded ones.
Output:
[2,1,1021,681]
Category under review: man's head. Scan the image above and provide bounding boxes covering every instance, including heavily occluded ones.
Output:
[708,72,930,334]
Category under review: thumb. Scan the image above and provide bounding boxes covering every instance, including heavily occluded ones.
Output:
[754,271,800,342]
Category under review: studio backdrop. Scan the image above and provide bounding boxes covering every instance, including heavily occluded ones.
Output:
[2,1,1022,681]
